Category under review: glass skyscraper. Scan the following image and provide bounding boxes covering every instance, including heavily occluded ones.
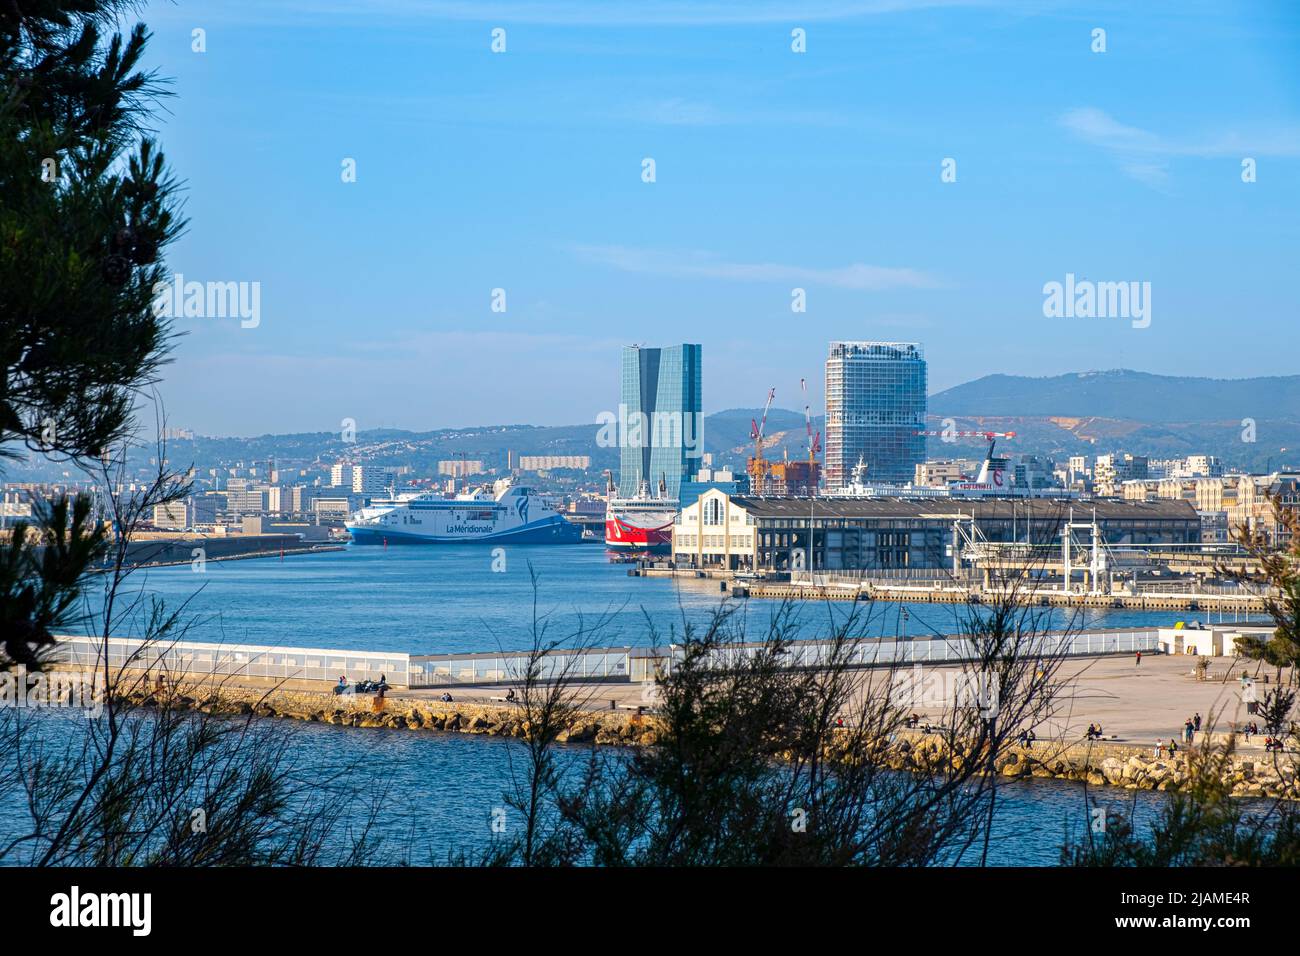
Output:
[618,344,703,499]
[824,341,927,488]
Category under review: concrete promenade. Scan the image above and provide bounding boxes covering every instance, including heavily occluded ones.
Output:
[146,651,1274,756]
[54,628,1281,755]
[403,653,1272,752]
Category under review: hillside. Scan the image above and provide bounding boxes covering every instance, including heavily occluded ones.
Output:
[931,370,1300,422]
[8,370,1297,482]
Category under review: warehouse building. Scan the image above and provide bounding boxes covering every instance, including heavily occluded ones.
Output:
[672,490,1201,572]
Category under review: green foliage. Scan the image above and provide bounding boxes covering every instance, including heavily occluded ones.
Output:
[1,1,183,463]
[482,595,1056,868]
[0,493,106,667]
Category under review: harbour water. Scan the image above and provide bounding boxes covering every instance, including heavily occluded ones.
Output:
[209,717,1174,866]
[87,544,1248,655]
[0,707,1168,867]
[40,545,1239,866]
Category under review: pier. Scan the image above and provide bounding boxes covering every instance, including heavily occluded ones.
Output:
[628,564,1269,613]
[49,628,1289,768]
[733,581,1269,613]
[105,534,344,570]
[54,622,1270,694]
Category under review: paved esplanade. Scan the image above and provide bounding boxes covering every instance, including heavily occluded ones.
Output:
[405,653,1269,752]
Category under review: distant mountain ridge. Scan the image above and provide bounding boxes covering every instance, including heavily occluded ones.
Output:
[931,370,1300,423]
[9,371,1296,481]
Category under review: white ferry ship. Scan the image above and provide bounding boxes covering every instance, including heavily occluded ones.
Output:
[346,480,582,545]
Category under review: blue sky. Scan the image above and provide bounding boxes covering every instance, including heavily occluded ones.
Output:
[137,0,1300,436]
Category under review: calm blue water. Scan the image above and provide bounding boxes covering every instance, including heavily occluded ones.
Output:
[0,709,1168,867]
[85,544,1250,655]
[263,718,1175,866]
[291,719,1175,866]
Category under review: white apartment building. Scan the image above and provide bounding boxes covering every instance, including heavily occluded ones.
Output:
[351,466,393,496]
[330,462,354,487]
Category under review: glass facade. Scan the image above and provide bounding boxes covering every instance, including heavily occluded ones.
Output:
[824,341,927,488]
[618,344,703,499]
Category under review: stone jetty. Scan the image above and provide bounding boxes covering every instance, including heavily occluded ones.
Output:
[114,682,1298,801]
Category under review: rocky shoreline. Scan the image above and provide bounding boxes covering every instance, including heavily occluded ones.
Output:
[128,684,656,746]
[123,683,1298,801]
[900,735,1295,799]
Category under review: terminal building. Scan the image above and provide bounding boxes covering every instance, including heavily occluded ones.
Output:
[672,489,1201,572]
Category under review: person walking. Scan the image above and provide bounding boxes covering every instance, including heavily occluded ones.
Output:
[1135,650,1142,667]
[1194,712,1202,733]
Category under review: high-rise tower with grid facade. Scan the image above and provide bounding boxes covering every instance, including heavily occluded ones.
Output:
[824,341,927,489]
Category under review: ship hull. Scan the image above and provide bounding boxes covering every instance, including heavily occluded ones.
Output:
[347,516,582,545]
[604,516,673,553]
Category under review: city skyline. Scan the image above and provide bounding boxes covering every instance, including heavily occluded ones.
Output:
[128,0,1298,435]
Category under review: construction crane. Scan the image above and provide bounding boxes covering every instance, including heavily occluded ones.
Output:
[749,387,776,492]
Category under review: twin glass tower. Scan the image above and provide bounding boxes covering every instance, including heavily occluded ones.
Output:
[618,344,703,500]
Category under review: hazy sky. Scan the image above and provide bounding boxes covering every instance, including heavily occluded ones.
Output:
[138,0,1300,436]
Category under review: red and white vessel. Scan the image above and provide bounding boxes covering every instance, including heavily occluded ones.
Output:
[604,475,677,553]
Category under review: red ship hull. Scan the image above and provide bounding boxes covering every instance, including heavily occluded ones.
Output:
[604,516,673,552]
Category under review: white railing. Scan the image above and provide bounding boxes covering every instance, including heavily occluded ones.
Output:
[654,628,1163,675]
[52,627,1163,691]
[409,649,630,688]
[55,635,411,687]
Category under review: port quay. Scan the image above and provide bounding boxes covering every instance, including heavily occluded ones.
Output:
[54,623,1267,691]
[48,623,1282,775]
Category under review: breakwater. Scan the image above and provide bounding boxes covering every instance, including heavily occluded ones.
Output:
[114,682,1296,800]
[130,683,656,746]
[920,736,1294,800]
[109,534,344,570]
